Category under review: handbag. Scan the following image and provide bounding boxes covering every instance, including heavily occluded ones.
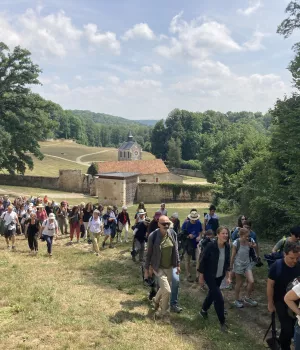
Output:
[263,312,281,350]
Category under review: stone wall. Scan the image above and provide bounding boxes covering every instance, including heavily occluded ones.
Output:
[96,178,125,206]
[0,170,92,194]
[58,170,92,193]
[126,176,139,206]
[136,183,213,203]
[0,174,59,190]
[140,172,183,183]
[169,168,204,178]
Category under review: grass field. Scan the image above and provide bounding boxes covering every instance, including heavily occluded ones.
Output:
[0,184,270,349]
[0,211,267,350]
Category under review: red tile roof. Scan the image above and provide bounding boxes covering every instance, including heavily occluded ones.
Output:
[98,159,169,175]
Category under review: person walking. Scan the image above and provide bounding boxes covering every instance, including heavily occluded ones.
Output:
[82,203,93,240]
[56,201,69,235]
[102,206,117,248]
[41,213,59,257]
[36,204,48,225]
[117,206,130,243]
[1,205,19,251]
[267,242,300,350]
[198,226,231,332]
[230,228,258,308]
[158,203,167,216]
[25,212,41,255]
[131,217,150,262]
[144,215,180,320]
[87,210,103,256]
[69,206,81,243]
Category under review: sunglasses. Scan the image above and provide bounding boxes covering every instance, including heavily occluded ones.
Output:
[160,222,170,227]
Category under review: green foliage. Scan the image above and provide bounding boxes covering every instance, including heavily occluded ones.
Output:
[87,162,98,176]
[0,42,54,174]
[180,159,202,170]
[150,119,167,159]
[160,183,217,201]
[167,137,181,168]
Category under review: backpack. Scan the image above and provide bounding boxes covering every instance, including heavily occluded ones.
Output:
[276,236,287,253]
[235,238,257,262]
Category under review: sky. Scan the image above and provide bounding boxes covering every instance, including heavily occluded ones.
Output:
[0,0,298,120]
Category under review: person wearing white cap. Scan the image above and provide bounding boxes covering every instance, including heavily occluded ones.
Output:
[41,213,58,257]
[181,210,203,282]
[117,206,131,243]
[87,210,103,256]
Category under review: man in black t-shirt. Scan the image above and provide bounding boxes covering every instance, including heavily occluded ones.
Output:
[267,241,300,350]
[132,217,150,262]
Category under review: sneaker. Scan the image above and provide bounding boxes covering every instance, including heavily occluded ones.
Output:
[170,305,182,313]
[152,299,160,311]
[220,323,229,333]
[234,300,244,308]
[199,309,208,320]
[244,297,258,307]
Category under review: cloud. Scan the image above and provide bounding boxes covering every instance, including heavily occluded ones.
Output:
[243,30,266,51]
[190,60,231,77]
[75,75,82,81]
[0,8,120,57]
[237,1,262,16]
[141,64,163,74]
[122,23,155,41]
[84,23,120,55]
[155,13,241,59]
[108,76,120,84]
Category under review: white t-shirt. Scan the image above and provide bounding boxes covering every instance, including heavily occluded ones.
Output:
[88,217,102,233]
[205,213,219,221]
[292,283,300,325]
[159,209,168,216]
[1,211,18,230]
[42,219,58,237]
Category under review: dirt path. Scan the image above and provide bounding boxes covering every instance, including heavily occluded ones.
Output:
[76,149,115,165]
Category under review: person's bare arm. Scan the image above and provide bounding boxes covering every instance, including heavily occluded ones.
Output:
[267,279,276,312]
[284,290,300,316]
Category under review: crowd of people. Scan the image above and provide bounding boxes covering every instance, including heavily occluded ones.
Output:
[1,194,300,348]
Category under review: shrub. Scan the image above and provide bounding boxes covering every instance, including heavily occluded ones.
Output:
[180,160,202,170]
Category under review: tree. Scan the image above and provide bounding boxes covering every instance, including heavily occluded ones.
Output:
[0,42,54,174]
[167,137,181,168]
[87,162,98,176]
[150,120,167,159]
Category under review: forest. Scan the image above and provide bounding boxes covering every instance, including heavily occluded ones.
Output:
[1,1,300,238]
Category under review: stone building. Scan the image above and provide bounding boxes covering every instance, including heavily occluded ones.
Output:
[118,132,142,161]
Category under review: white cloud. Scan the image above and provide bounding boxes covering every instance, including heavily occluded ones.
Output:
[122,23,155,41]
[108,76,120,84]
[243,30,266,51]
[75,75,82,81]
[155,13,241,59]
[84,23,120,55]
[141,64,163,74]
[237,1,262,16]
[124,79,161,89]
[190,60,231,77]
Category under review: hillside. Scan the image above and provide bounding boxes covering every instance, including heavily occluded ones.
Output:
[70,110,142,126]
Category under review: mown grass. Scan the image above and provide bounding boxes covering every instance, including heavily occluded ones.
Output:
[0,227,266,350]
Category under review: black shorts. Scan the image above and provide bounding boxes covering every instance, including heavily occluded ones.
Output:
[4,228,16,239]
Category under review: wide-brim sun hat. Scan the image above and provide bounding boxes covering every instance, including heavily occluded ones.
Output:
[36,204,44,208]
[138,209,146,215]
[188,211,200,221]
[49,213,55,219]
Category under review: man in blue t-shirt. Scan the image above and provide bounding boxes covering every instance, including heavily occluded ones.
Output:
[181,210,203,282]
